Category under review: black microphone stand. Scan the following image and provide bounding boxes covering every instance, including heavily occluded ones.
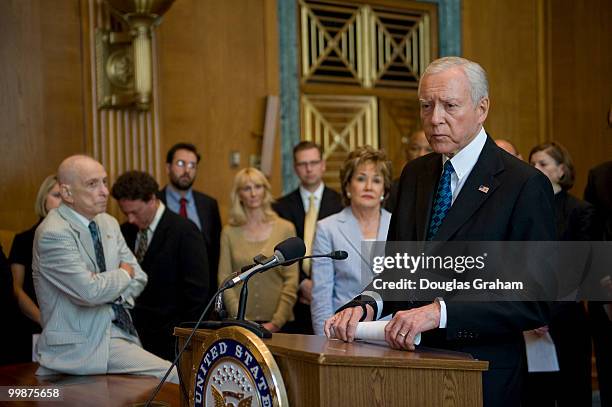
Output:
[143,251,346,406]
[204,271,272,339]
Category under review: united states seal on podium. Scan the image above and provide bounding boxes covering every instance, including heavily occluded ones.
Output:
[190,326,288,407]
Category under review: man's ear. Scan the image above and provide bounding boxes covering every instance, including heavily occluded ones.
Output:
[166,163,172,176]
[60,184,73,202]
[476,97,490,125]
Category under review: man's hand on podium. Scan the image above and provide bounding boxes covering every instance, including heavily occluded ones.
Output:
[324,304,374,342]
[384,302,440,351]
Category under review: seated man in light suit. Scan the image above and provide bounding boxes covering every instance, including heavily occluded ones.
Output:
[32,155,178,382]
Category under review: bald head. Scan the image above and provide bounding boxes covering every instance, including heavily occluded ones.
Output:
[58,155,109,219]
[495,139,523,160]
[405,130,432,161]
[58,155,100,185]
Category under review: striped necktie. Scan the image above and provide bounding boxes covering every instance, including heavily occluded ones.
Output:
[88,221,138,337]
[135,228,148,263]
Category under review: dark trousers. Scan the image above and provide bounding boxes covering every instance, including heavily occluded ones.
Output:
[523,302,592,407]
[590,302,612,407]
[281,301,313,335]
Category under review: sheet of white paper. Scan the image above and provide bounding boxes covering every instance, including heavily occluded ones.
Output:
[32,334,40,362]
[523,331,559,372]
[355,320,421,346]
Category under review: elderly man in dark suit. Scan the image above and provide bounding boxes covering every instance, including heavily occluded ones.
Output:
[273,141,343,334]
[160,142,221,292]
[325,57,555,407]
[113,170,210,361]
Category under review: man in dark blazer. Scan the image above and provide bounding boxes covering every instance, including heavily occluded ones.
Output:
[584,160,612,406]
[113,170,210,361]
[273,141,343,334]
[325,57,555,407]
[159,142,221,292]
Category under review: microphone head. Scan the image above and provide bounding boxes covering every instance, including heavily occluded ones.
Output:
[274,237,306,265]
[331,250,349,260]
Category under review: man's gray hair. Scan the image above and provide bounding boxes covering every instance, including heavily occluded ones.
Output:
[419,56,489,105]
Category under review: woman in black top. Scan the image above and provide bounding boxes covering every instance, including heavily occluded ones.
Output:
[524,142,594,407]
[9,174,61,362]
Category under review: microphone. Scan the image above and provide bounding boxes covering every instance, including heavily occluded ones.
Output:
[222,237,306,289]
[276,250,349,266]
[330,250,348,260]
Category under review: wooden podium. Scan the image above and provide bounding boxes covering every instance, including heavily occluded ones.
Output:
[175,328,488,407]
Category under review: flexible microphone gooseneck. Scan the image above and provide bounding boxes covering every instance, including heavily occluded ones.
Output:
[143,239,347,406]
[235,237,306,320]
[224,236,306,289]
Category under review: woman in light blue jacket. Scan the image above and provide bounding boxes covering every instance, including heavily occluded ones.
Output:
[311,146,392,334]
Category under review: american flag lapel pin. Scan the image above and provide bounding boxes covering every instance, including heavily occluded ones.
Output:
[478,185,490,193]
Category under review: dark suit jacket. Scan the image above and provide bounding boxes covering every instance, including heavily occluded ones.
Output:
[121,209,210,361]
[583,161,612,406]
[584,161,612,240]
[363,137,556,407]
[159,186,222,291]
[554,191,595,241]
[273,186,343,240]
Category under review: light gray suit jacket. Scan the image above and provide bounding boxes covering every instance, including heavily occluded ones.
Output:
[310,206,391,334]
[32,204,147,375]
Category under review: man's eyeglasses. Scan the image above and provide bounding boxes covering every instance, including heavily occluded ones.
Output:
[295,160,322,169]
[174,160,197,170]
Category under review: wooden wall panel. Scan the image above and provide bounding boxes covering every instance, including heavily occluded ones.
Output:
[462,0,546,160]
[548,0,612,195]
[463,0,611,195]
[0,0,85,233]
[80,0,164,220]
[156,0,280,222]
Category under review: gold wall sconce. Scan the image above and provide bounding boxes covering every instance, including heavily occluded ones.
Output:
[96,0,175,110]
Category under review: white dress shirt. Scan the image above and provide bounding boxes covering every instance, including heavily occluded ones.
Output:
[299,182,324,213]
[367,127,488,328]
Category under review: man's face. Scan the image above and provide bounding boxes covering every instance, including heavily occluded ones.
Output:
[294,147,325,189]
[406,130,432,161]
[167,149,198,191]
[117,197,157,230]
[63,161,109,220]
[419,67,489,156]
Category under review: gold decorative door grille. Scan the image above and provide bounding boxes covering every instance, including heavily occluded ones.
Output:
[302,94,378,190]
[300,1,362,85]
[302,94,378,155]
[368,6,430,87]
[300,0,432,88]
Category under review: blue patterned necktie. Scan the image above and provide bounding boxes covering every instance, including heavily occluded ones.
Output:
[88,221,138,336]
[427,160,455,240]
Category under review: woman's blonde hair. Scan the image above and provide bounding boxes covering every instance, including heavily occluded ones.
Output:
[34,174,59,218]
[229,167,277,226]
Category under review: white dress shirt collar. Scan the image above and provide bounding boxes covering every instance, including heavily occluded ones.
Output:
[442,127,488,203]
[64,204,95,228]
[299,182,324,212]
[148,201,165,235]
